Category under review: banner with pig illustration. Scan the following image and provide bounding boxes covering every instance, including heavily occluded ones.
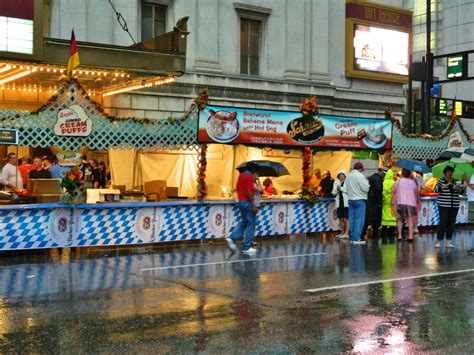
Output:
[198,105,392,149]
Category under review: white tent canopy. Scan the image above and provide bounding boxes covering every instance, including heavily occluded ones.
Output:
[109,146,353,198]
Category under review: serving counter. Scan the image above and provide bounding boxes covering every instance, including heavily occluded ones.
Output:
[0,196,468,251]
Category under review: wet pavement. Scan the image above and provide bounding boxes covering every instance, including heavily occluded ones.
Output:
[2,230,474,353]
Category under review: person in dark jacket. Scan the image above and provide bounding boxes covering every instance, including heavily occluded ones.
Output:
[364,167,387,238]
[318,170,334,198]
[29,156,51,179]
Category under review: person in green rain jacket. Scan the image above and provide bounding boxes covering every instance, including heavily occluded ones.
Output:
[381,169,397,234]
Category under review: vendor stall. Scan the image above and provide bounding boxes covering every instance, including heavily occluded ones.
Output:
[0,86,470,252]
[388,109,473,228]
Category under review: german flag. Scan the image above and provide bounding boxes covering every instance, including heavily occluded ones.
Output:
[66,29,80,78]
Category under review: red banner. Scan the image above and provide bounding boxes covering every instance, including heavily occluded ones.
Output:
[0,0,34,20]
[346,1,412,29]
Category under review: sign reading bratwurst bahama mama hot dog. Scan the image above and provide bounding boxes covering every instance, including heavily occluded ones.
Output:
[198,105,392,150]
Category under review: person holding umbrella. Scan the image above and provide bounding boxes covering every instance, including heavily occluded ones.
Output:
[462,161,474,254]
[435,166,460,248]
[226,162,259,254]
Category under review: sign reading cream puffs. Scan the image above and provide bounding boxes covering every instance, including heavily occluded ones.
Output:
[54,105,92,137]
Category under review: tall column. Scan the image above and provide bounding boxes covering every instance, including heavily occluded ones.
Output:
[193,0,222,72]
[284,0,306,79]
[309,0,330,82]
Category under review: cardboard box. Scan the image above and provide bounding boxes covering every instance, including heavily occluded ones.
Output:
[144,180,167,200]
[32,194,61,203]
[28,179,62,194]
[111,184,126,193]
[206,184,221,198]
[86,189,121,203]
[146,192,165,201]
[166,186,179,198]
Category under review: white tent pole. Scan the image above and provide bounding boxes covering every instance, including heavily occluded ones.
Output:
[231,145,237,188]
[179,153,186,194]
[15,145,19,189]
[132,150,139,189]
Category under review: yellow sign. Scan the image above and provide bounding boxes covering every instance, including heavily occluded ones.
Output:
[455,101,463,116]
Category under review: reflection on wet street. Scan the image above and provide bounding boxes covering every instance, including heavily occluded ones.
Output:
[2,230,474,353]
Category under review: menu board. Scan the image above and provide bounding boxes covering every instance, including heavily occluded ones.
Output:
[198,105,392,150]
[0,128,18,145]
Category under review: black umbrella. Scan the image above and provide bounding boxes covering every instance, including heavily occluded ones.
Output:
[236,160,290,177]
[438,147,474,160]
[394,159,431,173]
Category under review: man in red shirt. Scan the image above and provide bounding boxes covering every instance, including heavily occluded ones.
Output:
[18,157,33,188]
[226,163,259,254]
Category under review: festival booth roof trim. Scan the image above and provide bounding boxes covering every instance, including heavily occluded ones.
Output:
[0,79,200,151]
[390,112,473,161]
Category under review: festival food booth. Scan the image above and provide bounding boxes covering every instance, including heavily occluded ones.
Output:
[389,110,473,226]
[0,82,470,252]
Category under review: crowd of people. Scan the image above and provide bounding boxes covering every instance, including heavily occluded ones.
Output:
[312,161,463,248]
[226,160,468,254]
[1,152,111,191]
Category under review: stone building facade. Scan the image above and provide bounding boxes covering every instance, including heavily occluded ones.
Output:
[47,0,407,120]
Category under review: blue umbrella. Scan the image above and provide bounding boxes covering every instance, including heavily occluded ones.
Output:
[237,160,290,177]
[394,159,431,173]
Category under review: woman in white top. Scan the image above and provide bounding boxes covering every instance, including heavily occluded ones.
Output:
[332,169,349,238]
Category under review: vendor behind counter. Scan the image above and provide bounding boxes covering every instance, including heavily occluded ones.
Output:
[318,170,335,197]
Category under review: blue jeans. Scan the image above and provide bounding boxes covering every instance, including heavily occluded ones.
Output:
[349,199,366,241]
[229,201,256,251]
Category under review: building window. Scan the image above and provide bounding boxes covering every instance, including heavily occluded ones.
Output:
[240,18,261,75]
[141,2,166,40]
[0,16,33,54]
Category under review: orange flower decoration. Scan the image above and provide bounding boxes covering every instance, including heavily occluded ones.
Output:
[299,96,318,116]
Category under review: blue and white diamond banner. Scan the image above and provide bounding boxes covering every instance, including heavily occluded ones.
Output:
[0,197,468,251]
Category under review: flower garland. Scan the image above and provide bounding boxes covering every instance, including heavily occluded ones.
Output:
[194,88,209,110]
[31,79,211,126]
[302,146,312,188]
[300,144,319,203]
[299,96,318,116]
[193,89,210,201]
[196,144,208,201]
[299,185,319,204]
[386,107,473,143]
[298,97,320,203]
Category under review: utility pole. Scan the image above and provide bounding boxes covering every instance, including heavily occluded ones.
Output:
[424,0,432,134]
[407,54,413,132]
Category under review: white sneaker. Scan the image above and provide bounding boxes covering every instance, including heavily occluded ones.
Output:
[351,240,366,245]
[446,242,455,248]
[338,234,350,239]
[241,247,257,254]
[225,238,238,252]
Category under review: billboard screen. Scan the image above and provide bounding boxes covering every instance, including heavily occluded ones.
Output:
[345,0,412,83]
[353,24,409,76]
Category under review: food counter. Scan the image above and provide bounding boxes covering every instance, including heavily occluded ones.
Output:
[0,196,468,251]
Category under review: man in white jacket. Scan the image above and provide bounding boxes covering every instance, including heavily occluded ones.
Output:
[1,152,22,190]
[345,162,370,244]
